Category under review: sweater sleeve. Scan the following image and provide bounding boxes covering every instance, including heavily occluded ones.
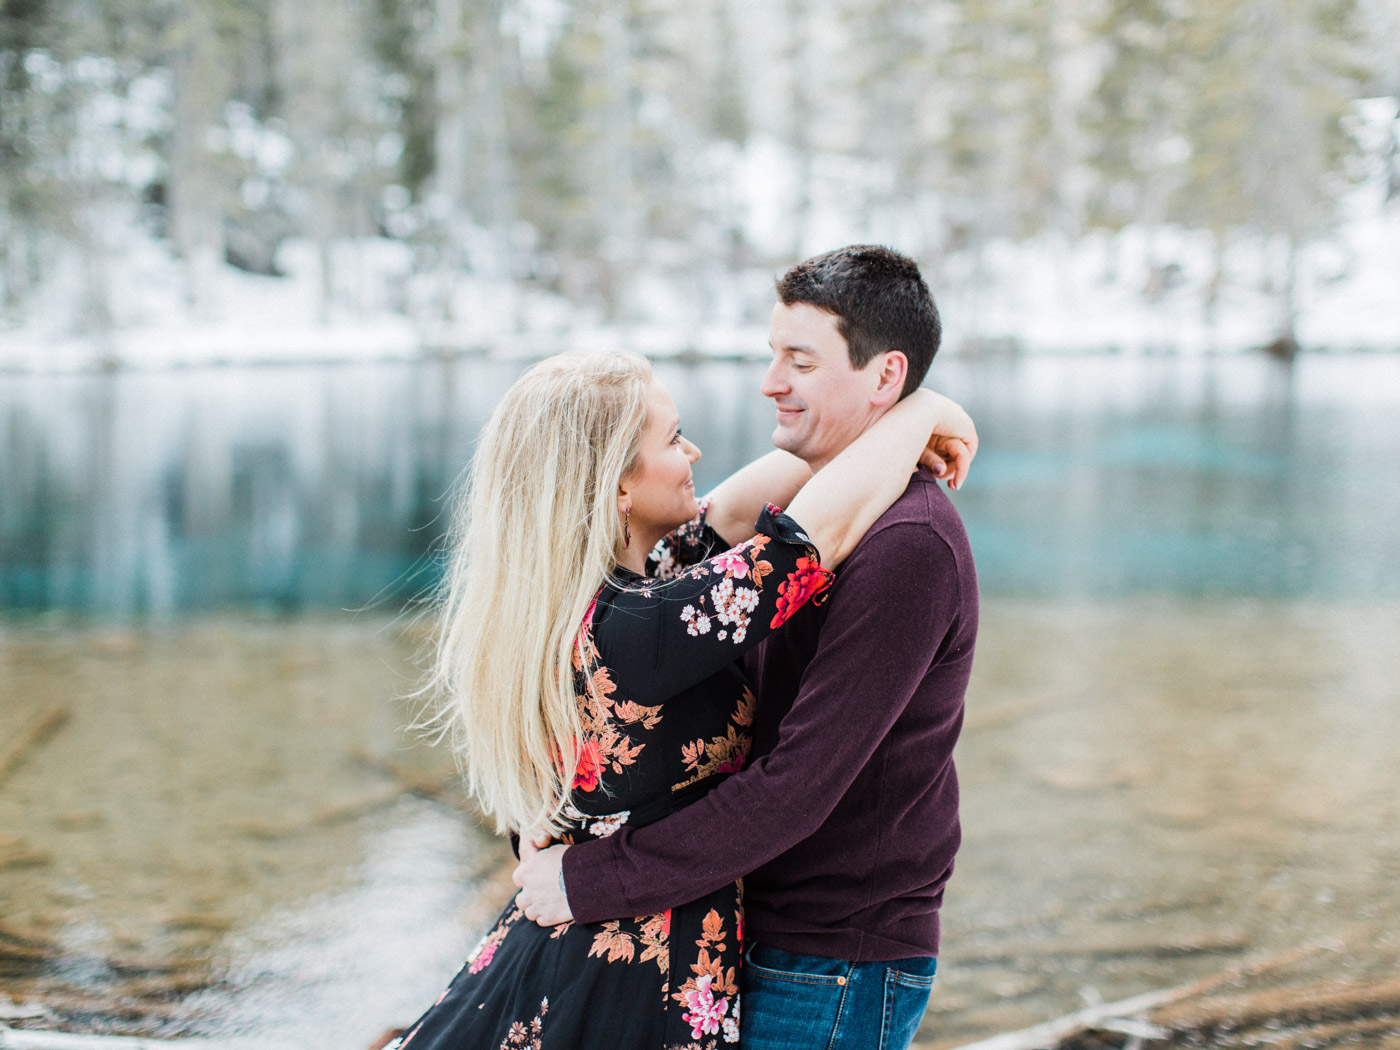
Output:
[562,519,964,922]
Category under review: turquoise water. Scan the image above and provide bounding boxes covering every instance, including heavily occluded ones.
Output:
[1,353,1397,613]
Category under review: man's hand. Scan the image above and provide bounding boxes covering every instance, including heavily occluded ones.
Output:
[513,839,574,926]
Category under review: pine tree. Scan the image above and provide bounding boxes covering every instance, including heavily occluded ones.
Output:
[0,0,70,315]
[1086,0,1193,235]
[1174,0,1369,345]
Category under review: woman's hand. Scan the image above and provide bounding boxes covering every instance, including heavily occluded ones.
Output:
[912,390,978,490]
[920,437,974,489]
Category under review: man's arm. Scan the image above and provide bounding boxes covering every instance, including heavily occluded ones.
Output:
[517,516,966,924]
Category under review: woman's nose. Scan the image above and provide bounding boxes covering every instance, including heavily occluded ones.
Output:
[684,437,702,463]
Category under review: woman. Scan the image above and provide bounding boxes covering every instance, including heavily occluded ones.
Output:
[396,351,975,1049]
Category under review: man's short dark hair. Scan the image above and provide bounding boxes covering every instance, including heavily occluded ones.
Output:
[775,245,941,397]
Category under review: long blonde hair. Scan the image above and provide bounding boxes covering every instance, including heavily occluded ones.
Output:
[424,351,652,836]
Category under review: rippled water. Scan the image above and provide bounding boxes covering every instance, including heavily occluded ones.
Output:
[2,352,1398,1046]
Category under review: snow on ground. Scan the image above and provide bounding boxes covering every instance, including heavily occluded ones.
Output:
[1,179,1396,374]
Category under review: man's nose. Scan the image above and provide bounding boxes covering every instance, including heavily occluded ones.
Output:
[760,361,788,398]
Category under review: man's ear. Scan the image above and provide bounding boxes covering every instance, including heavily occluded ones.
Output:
[869,351,908,407]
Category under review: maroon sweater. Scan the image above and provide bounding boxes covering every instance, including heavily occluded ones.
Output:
[562,471,977,961]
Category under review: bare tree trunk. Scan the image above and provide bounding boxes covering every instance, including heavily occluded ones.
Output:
[168,0,229,319]
[76,192,114,342]
[1277,234,1299,347]
[1203,228,1226,332]
[275,0,357,324]
[786,0,813,260]
[431,0,469,324]
[471,0,522,329]
[597,0,637,321]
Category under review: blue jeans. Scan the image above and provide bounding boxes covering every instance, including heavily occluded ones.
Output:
[741,942,937,1050]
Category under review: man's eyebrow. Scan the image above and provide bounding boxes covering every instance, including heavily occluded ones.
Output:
[767,342,816,355]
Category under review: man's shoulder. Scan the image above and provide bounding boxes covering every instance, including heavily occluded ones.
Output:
[860,471,972,557]
[822,472,976,613]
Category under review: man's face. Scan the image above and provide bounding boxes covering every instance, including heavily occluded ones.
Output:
[762,301,885,471]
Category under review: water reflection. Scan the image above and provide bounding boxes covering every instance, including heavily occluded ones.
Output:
[3,353,1399,614]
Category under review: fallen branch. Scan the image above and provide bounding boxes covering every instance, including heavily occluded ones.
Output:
[0,705,69,789]
[936,942,1337,1050]
[1152,975,1400,1031]
[955,932,1248,967]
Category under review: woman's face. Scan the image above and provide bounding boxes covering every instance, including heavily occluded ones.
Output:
[621,379,702,545]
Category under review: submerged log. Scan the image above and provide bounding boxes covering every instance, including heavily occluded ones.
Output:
[0,924,60,976]
[230,782,405,839]
[0,705,69,789]
[0,839,52,872]
[0,1028,229,1049]
[352,751,475,816]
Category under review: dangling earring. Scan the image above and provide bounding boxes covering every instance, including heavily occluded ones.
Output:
[623,506,631,549]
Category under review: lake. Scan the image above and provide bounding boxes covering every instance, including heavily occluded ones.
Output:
[4,353,1399,612]
[1,351,1398,1048]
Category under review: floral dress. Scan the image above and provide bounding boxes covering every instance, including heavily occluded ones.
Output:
[394,504,832,1050]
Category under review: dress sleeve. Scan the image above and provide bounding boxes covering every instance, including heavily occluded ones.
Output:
[645,497,728,579]
[592,505,832,705]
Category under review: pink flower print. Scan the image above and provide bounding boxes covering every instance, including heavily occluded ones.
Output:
[712,550,751,579]
[681,975,729,1039]
[717,752,744,775]
[467,939,498,974]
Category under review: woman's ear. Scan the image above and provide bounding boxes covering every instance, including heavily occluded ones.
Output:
[616,484,631,516]
[870,351,908,407]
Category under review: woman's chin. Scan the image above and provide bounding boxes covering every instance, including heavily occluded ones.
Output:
[670,498,700,530]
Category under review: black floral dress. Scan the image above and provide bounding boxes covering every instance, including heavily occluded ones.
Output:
[394,504,832,1050]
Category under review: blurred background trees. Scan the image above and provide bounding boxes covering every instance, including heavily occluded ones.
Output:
[0,0,1392,342]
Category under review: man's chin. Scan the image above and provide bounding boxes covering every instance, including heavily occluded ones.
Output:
[771,426,803,456]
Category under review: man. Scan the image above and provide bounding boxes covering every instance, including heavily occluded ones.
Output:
[515,245,978,1050]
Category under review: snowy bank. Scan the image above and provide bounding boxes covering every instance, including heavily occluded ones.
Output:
[1,184,1396,374]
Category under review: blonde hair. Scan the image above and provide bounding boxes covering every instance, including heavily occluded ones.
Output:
[423,351,652,836]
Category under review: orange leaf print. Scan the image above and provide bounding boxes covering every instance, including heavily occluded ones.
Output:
[588,922,637,964]
[590,667,617,699]
[750,558,773,587]
[701,909,724,943]
[681,739,704,771]
[733,687,756,727]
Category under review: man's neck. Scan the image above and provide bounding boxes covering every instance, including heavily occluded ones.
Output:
[805,404,896,474]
